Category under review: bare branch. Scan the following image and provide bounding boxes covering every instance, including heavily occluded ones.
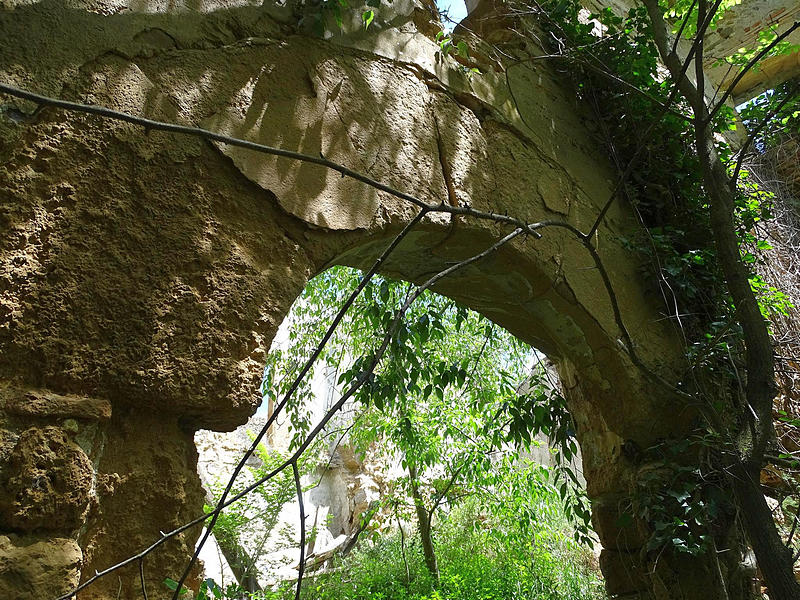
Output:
[139,559,147,600]
[292,461,306,600]
[514,54,693,122]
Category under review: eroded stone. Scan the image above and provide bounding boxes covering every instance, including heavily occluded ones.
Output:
[0,427,93,531]
[0,535,81,600]
[1,386,112,421]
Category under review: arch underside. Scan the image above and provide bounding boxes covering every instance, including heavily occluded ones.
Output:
[0,1,743,598]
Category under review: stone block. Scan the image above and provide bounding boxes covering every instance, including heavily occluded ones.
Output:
[0,427,93,531]
[0,535,81,600]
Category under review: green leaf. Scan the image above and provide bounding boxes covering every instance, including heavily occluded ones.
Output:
[361,9,374,29]
[163,578,188,596]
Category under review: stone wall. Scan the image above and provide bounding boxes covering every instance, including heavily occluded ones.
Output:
[0,0,747,597]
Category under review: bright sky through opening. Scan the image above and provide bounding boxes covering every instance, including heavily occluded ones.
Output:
[437,0,468,29]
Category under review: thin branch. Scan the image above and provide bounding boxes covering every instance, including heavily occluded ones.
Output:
[671,0,699,55]
[694,0,707,111]
[584,36,700,239]
[789,508,800,547]
[429,461,467,517]
[512,54,692,123]
[196,227,526,590]
[292,461,306,600]
[692,0,724,62]
[0,82,670,393]
[139,559,147,600]
[397,511,410,584]
[307,408,367,493]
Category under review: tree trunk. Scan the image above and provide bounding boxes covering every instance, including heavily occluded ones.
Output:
[408,463,439,581]
[640,2,800,596]
[215,532,263,594]
[696,99,800,600]
[729,462,800,599]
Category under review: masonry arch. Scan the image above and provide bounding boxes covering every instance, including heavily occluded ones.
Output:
[0,0,747,598]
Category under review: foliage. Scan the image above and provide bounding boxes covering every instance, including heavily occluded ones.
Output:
[435,31,470,60]
[200,439,316,592]
[510,0,799,571]
[629,434,732,556]
[533,0,726,336]
[529,0,795,339]
[164,576,232,600]
[266,265,596,575]
[739,80,800,152]
[291,485,605,600]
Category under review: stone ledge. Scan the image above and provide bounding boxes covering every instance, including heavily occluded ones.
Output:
[0,385,111,421]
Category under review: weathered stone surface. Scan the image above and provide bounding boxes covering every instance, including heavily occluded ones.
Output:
[79,409,207,600]
[0,535,81,600]
[0,426,93,531]
[599,549,649,596]
[0,385,111,421]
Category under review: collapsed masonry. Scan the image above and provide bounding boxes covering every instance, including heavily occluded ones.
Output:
[0,0,797,598]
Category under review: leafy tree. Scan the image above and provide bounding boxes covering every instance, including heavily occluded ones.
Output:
[294,475,605,600]
[266,266,592,580]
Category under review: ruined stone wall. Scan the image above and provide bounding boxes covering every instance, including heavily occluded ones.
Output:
[0,0,742,597]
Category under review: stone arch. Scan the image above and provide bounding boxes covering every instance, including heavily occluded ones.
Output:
[0,0,742,598]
